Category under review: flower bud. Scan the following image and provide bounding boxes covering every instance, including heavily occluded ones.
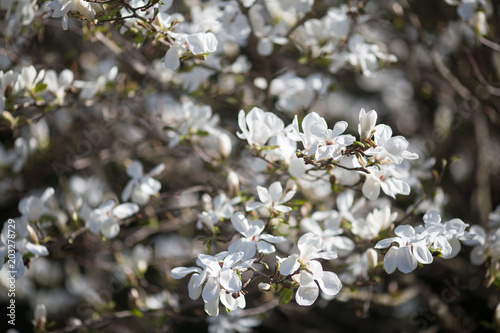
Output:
[258,282,272,292]
[33,304,47,330]
[358,109,377,141]
[365,248,378,269]
[227,171,240,197]
[27,225,39,244]
[217,132,232,159]
[473,11,488,36]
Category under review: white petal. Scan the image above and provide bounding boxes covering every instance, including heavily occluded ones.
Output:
[204,297,219,316]
[188,273,203,300]
[230,212,249,235]
[220,269,241,293]
[318,271,342,296]
[127,160,143,178]
[279,254,299,276]
[397,246,418,273]
[202,276,220,301]
[171,267,202,279]
[412,242,433,264]
[25,243,49,256]
[113,203,139,219]
[383,246,398,274]
[256,240,275,254]
[362,175,380,201]
[268,182,283,203]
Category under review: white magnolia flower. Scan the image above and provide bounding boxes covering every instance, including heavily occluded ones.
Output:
[362,164,411,201]
[86,199,139,238]
[237,107,284,146]
[308,119,355,161]
[171,251,254,316]
[20,65,45,93]
[228,212,286,260]
[420,210,473,259]
[48,0,102,30]
[301,210,355,257]
[121,160,165,205]
[18,187,55,224]
[164,32,218,70]
[352,205,397,240]
[246,181,295,214]
[375,225,433,274]
[289,112,328,151]
[197,193,240,233]
[279,233,341,306]
[43,69,74,104]
[365,124,418,164]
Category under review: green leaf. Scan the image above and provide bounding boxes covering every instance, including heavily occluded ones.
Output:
[131,309,143,318]
[34,83,47,93]
[279,288,293,306]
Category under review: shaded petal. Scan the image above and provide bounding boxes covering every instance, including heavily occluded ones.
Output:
[202,276,220,301]
[383,246,398,274]
[397,246,418,273]
[204,297,219,316]
[220,269,241,293]
[171,267,202,279]
[318,271,342,296]
[280,254,299,276]
[256,240,275,254]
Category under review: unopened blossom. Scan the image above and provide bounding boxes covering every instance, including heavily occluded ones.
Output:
[228,212,286,260]
[246,181,295,214]
[358,108,377,141]
[375,225,433,274]
[237,107,284,146]
[279,233,341,306]
[121,160,165,205]
[86,199,139,238]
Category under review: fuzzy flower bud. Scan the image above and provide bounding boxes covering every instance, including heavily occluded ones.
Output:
[258,282,272,292]
[365,248,378,269]
[358,109,377,141]
[227,171,240,197]
[217,132,232,159]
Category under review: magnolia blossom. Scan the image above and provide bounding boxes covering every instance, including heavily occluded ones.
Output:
[352,206,397,240]
[365,124,419,164]
[197,193,240,233]
[171,251,254,316]
[164,32,218,70]
[419,210,473,259]
[20,65,45,93]
[375,225,433,274]
[48,0,102,30]
[228,212,286,260]
[301,210,355,257]
[121,160,165,205]
[237,107,284,146]
[246,181,295,214]
[362,164,411,201]
[86,199,139,238]
[43,69,74,104]
[18,187,55,224]
[308,119,355,161]
[279,233,341,306]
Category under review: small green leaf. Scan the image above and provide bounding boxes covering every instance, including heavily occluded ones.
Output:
[279,288,293,306]
[131,309,143,318]
[34,83,47,93]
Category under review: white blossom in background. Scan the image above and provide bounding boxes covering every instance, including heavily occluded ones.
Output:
[207,310,261,333]
[352,205,397,240]
[248,4,288,56]
[85,199,139,238]
[164,32,218,70]
[300,210,355,257]
[73,65,118,100]
[246,181,295,214]
[375,224,433,274]
[228,212,286,260]
[237,107,284,146]
[48,0,102,30]
[279,233,342,306]
[330,34,397,76]
[197,192,240,233]
[269,72,330,113]
[19,65,45,93]
[121,160,165,205]
[43,69,74,104]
